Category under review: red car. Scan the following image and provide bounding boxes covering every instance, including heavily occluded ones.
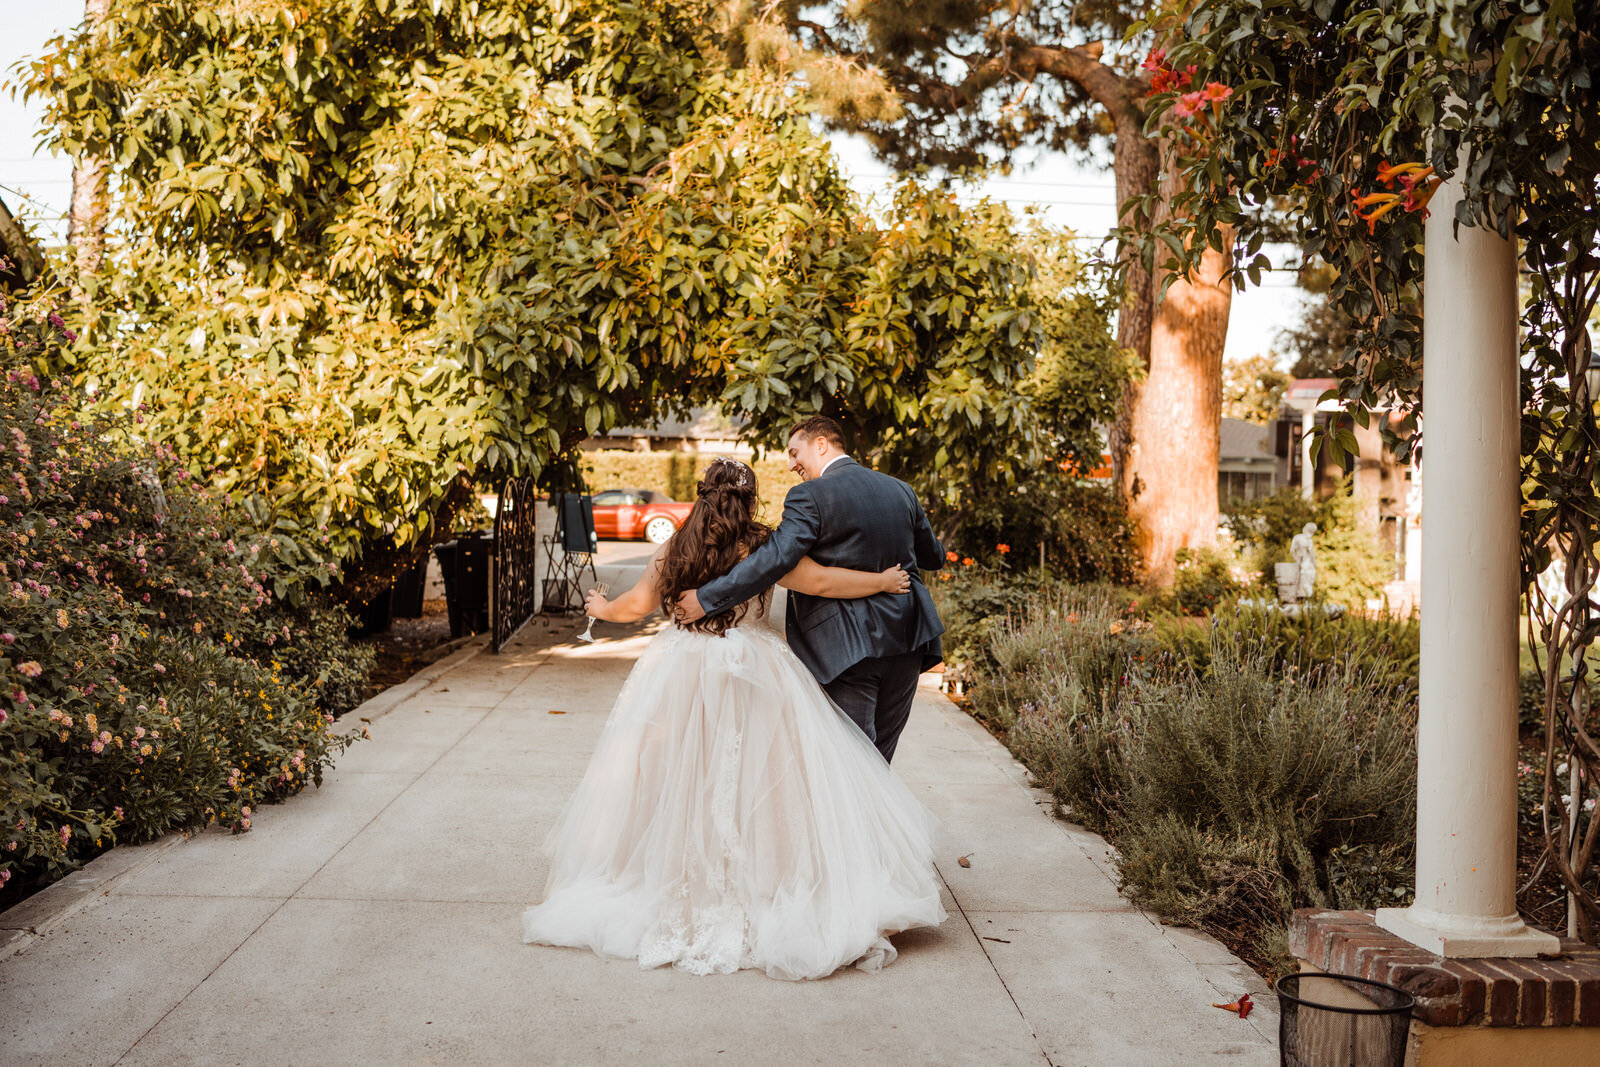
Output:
[590,489,694,543]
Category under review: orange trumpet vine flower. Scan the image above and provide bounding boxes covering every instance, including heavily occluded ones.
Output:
[1212,992,1255,1018]
[1376,160,1433,188]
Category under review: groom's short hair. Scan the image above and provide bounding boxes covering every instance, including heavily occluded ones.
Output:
[789,415,846,451]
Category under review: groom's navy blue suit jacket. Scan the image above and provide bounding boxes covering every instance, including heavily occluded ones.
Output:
[695,457,946,684]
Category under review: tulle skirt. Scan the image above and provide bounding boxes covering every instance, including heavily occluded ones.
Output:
[522,621,946,980]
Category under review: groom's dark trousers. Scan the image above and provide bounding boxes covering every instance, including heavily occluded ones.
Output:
[694,457,946,763]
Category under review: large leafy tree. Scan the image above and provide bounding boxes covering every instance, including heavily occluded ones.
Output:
[1222,352,1289,425]
[726,1,1241,585]
[23,0,1045,602]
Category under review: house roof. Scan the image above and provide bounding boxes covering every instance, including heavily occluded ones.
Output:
[1286,377,1338,400]
[1220,417,1275,461]
[602,408,745,438]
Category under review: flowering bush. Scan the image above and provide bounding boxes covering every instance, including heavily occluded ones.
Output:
[0,284,365,902]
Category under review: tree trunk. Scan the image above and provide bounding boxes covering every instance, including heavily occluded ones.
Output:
[1130,240,1231,587]
[1106,108,1159,508]
[1108,121,1232,588]
[66,0,112,293]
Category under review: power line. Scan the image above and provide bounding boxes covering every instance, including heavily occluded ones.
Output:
[848,171,1113,189]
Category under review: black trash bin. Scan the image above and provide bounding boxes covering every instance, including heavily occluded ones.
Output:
[391,556,428,619]
[1276,972,1415,1067]
[352,587,394,637]
[434,532,494,638]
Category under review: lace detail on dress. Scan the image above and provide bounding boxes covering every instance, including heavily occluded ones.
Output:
[635,693,755,976]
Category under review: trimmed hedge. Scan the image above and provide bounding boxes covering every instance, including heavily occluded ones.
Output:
[580,450,798,526]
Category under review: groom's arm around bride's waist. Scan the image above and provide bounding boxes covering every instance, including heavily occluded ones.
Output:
[695,483,823,617]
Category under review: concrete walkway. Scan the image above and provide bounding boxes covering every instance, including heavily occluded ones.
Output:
[1,614,1276,1066]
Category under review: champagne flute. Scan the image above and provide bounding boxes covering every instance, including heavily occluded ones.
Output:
[577,583,609,643]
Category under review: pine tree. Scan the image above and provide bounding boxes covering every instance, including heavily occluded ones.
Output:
[725,1,1233,585]
[1277,265,1363,381]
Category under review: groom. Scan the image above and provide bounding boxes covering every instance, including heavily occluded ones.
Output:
[676,416,946,763]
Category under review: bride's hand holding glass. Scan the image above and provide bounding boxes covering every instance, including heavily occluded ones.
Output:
[578,583,610,643]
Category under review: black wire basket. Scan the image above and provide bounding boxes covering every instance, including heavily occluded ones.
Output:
[1276,972,1415,1067]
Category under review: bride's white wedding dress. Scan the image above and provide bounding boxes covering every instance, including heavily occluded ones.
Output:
[522,594,946,980]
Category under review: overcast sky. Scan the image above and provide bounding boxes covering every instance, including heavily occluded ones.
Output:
[1,10,1305,362]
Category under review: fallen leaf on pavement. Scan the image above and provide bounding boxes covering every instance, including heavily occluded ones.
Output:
[957,854,973,868]
[1211,993,1254,1019]
[549,709,567,715]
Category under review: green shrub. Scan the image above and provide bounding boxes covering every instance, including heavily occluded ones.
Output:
[47,634,359,849]
[965,585,1418,979]
[261,604,375,719]
[962,588,1161,833]
[1157,603,1420,701]
[1172,545,1248,615]
[926,564,1032,682]
[1113,643,1415,905]
[0,295,365,901]
[926,555,1155,685]
[580,450,797,526]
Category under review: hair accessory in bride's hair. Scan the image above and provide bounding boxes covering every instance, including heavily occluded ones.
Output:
[698,456,755,497]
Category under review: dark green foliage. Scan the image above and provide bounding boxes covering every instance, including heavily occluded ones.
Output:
[926,566,1036,685]
[944,478,1141,588]
[260,605,375,721]
[1172,546,1245,616]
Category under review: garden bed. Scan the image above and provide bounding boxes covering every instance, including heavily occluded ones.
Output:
[361,599,456,701]
[937,573,1423,984]
[940,574,1591,981]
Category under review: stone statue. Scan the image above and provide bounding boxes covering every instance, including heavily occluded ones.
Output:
[1290,522,1318,599]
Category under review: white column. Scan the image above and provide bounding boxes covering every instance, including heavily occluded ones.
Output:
[1300,408,1315,498]
[1375,168,1560,957]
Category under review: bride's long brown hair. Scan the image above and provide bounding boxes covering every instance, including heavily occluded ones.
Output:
[657,458,771,636]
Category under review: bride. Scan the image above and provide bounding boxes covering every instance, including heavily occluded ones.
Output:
[522,457,946,980]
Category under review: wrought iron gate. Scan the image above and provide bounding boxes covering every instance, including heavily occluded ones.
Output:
[492,476,540,652]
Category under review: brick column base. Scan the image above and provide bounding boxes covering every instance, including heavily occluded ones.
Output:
[1290,909,1600,1027]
